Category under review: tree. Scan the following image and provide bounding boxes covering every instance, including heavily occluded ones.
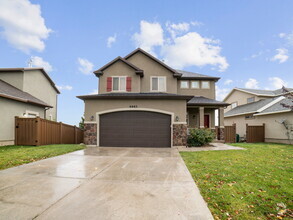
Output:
[79,117,84,129]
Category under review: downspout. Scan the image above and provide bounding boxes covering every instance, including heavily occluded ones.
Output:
[44,107,50,119]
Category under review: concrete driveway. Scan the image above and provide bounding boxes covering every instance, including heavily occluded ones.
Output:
[0,147,213,220]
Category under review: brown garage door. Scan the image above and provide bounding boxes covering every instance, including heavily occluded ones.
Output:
[100,111,171,148]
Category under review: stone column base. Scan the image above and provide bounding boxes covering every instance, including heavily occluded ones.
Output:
[173,124,187,146]
[84,123,97,145]
[219,127,225,141]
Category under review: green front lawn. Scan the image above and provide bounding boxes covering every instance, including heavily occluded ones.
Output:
[180,143,293,220]
[0,144,85,170]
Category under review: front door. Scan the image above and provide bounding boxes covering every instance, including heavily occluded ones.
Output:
[204,115,210,128]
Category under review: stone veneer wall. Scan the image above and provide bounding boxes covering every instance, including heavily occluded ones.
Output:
[173,124,187,146]
[219,127,225,140]
[84,123,97,145]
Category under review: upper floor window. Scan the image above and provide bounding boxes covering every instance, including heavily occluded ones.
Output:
[151,76,166,92]
[231,102,237,109]
[180,81,189,89]
[191,81,199,89]
[107,76,131,92]
[113,76,126,91]
[201,81,210,89]
[247,97,255,103]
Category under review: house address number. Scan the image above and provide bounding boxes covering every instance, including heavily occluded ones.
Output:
[129,105,138,108]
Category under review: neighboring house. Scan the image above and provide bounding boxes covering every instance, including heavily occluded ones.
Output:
[224,87,293,144]
[0,68,60,146]
[77,48,229,148]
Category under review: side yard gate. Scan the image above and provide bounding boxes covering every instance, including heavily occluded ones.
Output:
[224,124,236,143]
[15,117,83,146]
[246,123,265,143]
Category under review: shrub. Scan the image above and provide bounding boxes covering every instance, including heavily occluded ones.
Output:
[187,128,215,147]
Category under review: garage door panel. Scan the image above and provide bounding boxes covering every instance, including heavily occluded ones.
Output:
[100,111,171,148]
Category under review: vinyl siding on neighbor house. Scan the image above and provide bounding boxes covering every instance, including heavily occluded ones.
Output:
[23,70,58,120]
[0,97,45,145]
[224,112,293,144]
[0,71,24,91]
[224,90,258,112]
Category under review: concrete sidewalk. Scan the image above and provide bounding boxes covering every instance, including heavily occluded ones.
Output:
[178,142,244,152]
[0,147,213,220]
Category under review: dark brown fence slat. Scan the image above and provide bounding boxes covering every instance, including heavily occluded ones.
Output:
[15,117,84,146]
[246,123,265,143]
[224,124,236,143]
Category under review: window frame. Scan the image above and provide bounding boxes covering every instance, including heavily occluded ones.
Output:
[150,76,167,92]
[112,76,127,92]
[201,81,210,89]
[24,110,39,118]
[231,102,238,109]
[247,97,255,104]
[180,80,189,89]
[191,80,200,89]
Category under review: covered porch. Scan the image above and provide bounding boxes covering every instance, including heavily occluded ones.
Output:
[187,96,230,140]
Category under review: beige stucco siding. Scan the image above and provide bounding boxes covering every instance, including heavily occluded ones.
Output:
[177,80,215,99]
[126,52,177,93]
[224,112,293,143]
[23,70,58,120]
[99,60,140,94]
[0,98,44,144]
[0,71,24,90]
[84,99,187,123]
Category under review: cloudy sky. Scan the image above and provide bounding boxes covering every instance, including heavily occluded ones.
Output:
[0,0,292,125]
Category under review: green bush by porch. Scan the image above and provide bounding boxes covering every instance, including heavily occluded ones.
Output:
[187,128,216,147]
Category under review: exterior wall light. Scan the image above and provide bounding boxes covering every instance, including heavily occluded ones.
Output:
[90,116,94,121]
[175,116,179,122]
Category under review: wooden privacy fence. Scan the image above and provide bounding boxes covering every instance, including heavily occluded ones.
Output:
[246,123,265,143]
[225,124,236,143]
[15,117,84,146]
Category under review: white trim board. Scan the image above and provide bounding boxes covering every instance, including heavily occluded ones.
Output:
[254,109,291,116]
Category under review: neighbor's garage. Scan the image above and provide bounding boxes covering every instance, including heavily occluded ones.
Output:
[99,111,171,148]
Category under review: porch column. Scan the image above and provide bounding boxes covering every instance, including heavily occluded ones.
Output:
[199,107,204,128]
[218,107,225,140]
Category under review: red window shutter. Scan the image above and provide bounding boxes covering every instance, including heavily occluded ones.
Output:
[126,77,131,92]
[107,77,112,91]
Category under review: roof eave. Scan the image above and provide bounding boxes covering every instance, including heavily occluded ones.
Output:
[0,93,52,108]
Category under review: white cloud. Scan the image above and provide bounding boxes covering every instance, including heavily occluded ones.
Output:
[279,32,293,45]
[91,89,99,94]
[245,78,259,89]
[107,34,116,48]
[56,85,73,91]
[30,56,53,72]
[216,86,230,101]
[166,22,190,39]
[224,79,233,85]
[78,58,94,75]
[161,32,228,71]
[132,20,164,55]
[271,48,289,63]
[0,0,51,53]
[268,77,288,89]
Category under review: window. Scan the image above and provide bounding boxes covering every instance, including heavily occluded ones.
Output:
[201,81,210,89]
[24,110,39,118]
[245,115,255,120]
[231,102,237,109]
[151,77,166,92]
[112,77,126,91]
[180,81,189,88]
[247,97,255,103]
[191,81,199,89]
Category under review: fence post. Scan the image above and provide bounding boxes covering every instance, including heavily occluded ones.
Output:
[74,126,77,144]
[263,123,265,142]
[60,122,63,144]
[233,123,236,143]
[15,116,19,145]
[246,123,248,143]
[35,117,41,146]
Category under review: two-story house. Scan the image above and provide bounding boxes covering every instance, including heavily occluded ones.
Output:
[78,48,229,148]
[0,68,60,146]
[224,87,293,144]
